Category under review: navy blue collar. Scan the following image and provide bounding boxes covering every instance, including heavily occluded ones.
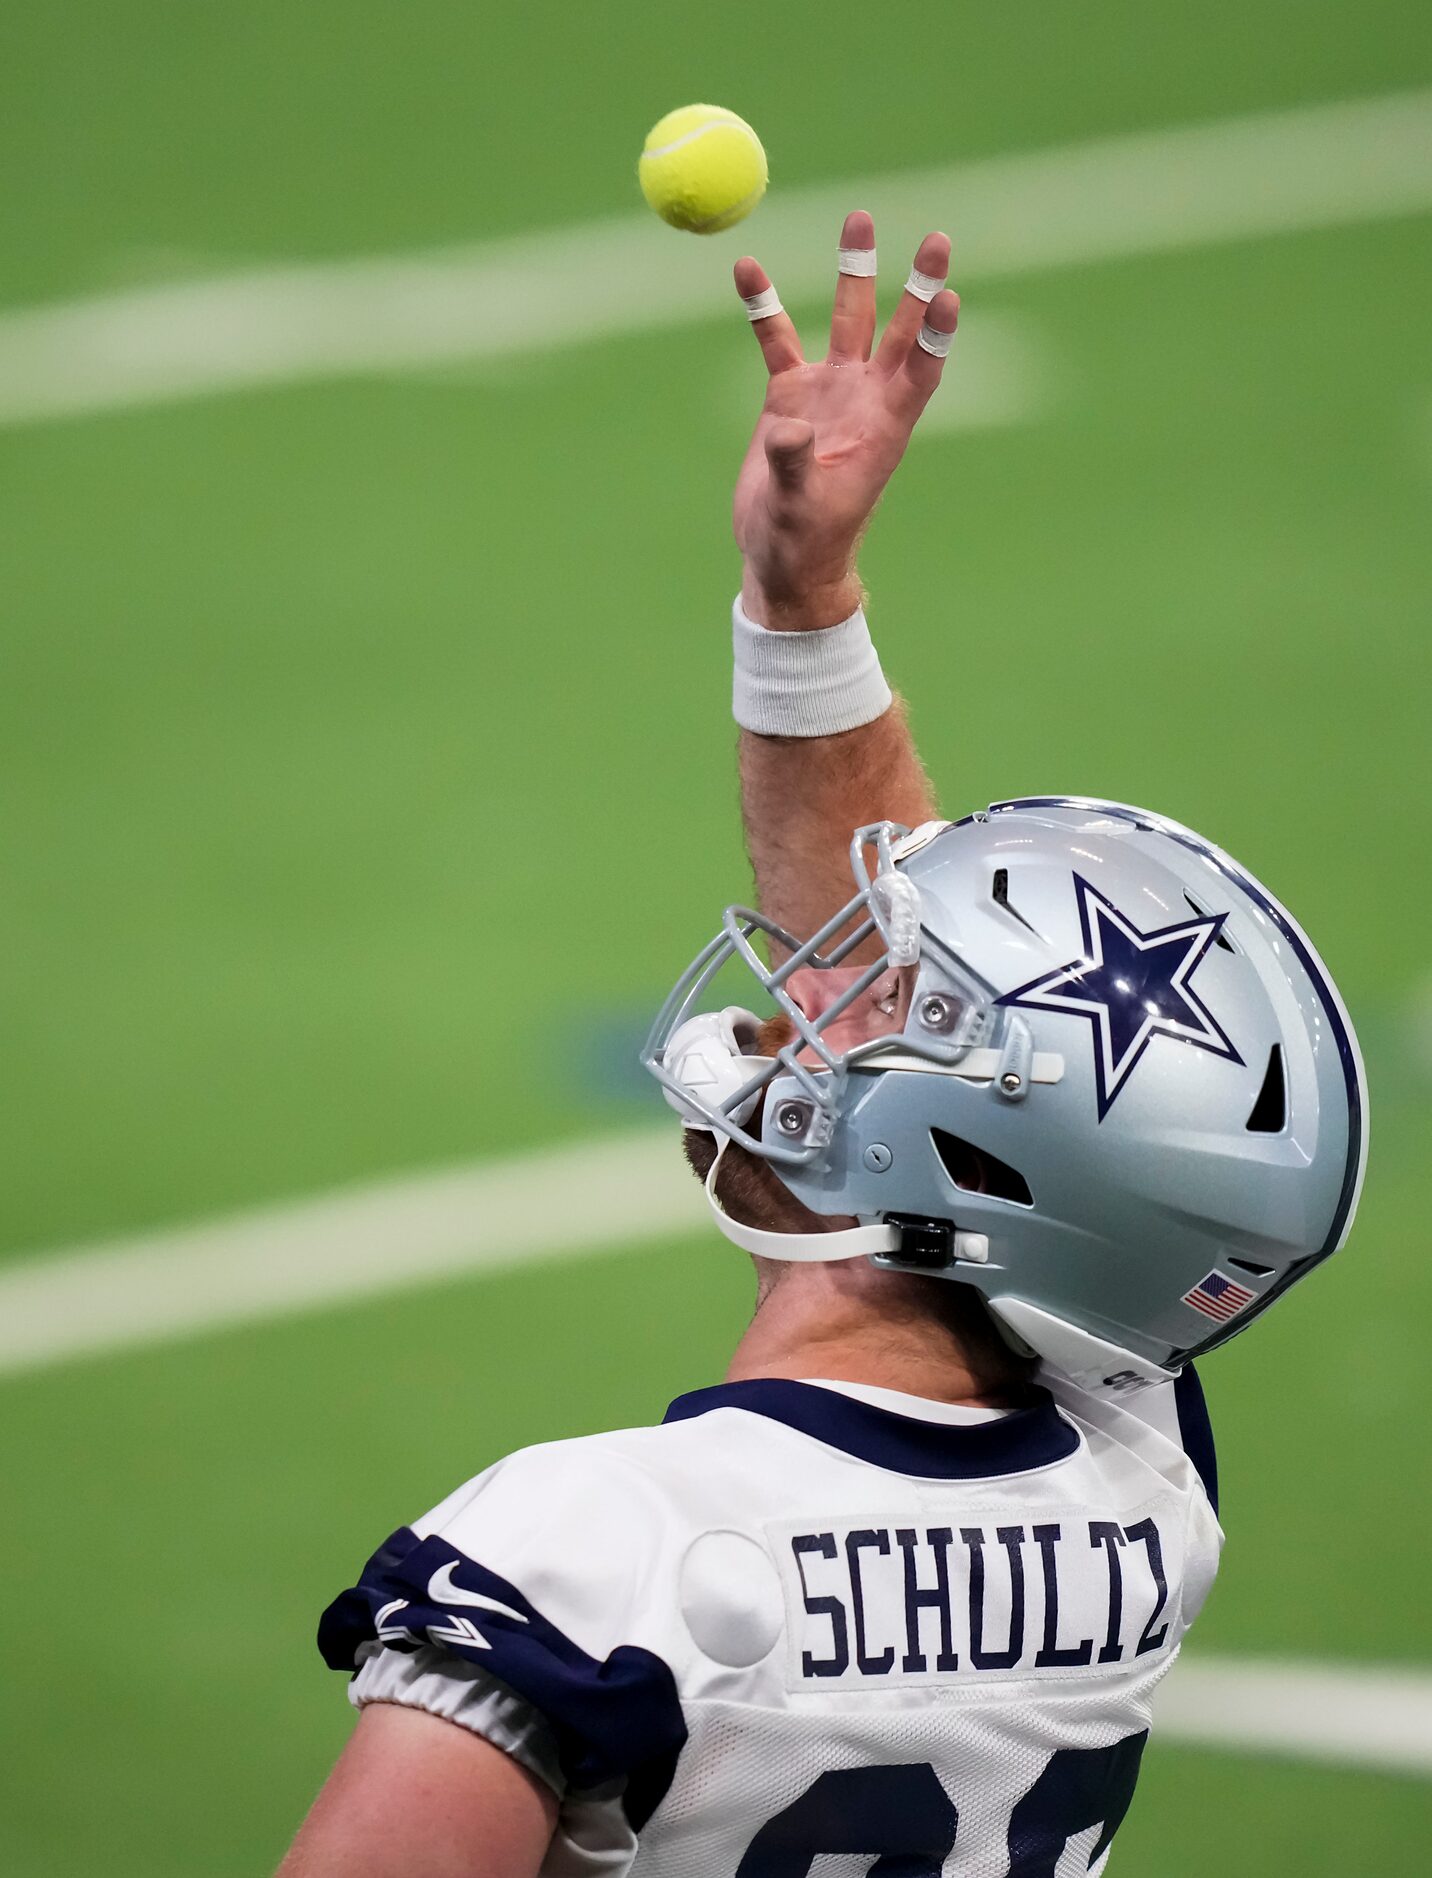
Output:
[663,1379,1079,1480]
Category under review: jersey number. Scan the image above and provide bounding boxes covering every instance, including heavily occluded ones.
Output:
[734,1731,1146,1877]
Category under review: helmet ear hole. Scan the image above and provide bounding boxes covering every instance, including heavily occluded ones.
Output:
[931,1129,1034,1207]
[1183,890,1237,952]
[724,1006,762,1053]
[1245,1044,1287,1133]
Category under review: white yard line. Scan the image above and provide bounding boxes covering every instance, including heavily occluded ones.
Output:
[0,88,1428,427]
[0,1128,698,1376]
[1157,1656,1432,1777]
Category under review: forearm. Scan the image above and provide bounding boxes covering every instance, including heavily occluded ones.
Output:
[738,611,938,950]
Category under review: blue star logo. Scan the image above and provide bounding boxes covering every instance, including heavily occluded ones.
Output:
[998,874,1242,1120]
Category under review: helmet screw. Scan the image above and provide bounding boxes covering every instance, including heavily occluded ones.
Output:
[919,995,956,1032]
[775,1100,811,1137]
[863,1143,893,1173]
[1000,1071,1023,1093]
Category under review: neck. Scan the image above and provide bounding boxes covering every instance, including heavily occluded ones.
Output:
[723,1258,1025,1410]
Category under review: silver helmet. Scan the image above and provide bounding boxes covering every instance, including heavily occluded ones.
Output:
[643,798,1368,1396]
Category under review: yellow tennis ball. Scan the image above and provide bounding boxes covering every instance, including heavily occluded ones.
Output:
[638,104,768,234]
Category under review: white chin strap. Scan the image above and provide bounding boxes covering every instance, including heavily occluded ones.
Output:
[702,1138,992,1267]
[704,1139,895,1262]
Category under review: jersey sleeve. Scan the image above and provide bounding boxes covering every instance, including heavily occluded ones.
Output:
[348,1643,566,1794]
[317,1441,688,1814]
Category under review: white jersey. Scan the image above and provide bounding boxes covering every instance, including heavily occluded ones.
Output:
[320,1373,1222,1876]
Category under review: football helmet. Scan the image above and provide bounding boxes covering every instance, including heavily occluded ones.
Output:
[642,799,1367,1394]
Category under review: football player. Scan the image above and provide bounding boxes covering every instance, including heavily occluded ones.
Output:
[281,215,1366,1877]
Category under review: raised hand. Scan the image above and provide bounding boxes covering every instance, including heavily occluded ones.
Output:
[733,212,959,631]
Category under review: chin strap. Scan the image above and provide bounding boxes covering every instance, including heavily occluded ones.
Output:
[704,1139,897,1262]
[701,1138,993,1267]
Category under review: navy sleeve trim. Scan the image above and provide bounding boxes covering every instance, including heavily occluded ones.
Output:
[1173,1363,1218,1517]
[319,1527,685,1826]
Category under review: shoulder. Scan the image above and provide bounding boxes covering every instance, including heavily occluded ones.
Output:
[409,1423,716,1646]
[319,1411,771,1683]
[318,1422,703,1805]
[420,1424,684,1546]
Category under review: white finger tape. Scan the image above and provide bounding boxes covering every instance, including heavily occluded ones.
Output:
[836,246,877,278]
[904,267,945,303]
[916,322,954,359]
[741,287,784,323]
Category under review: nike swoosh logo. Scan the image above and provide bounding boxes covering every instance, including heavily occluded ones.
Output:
[427,1559,530,1625]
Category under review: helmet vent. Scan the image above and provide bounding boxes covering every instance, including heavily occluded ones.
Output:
[1245,1044,1287,1133]
[931,1128,1034,1207]
[1228,1257,1275,1277]
[992,867,1039,936]
[1183,891,1235,952]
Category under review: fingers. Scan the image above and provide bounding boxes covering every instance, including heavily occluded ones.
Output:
[874,230,951,376]
[733,256,803,376]
[888,289,959,425]
[764,418,816,500]
[828,210,876,363]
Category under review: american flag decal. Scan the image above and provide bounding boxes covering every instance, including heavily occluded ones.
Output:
[1182,1269,1257,1322]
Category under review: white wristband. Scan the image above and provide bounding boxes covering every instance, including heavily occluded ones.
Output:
[732,595,892,736]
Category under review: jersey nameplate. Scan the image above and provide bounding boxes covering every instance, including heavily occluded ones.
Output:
[769,1498,1180,1691]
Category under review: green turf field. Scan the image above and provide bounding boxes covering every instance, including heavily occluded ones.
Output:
[3,2,1431,1871]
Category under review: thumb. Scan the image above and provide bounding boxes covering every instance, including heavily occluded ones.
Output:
[764,419,815,497]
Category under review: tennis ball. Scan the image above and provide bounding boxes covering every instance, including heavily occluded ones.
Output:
[638,104,768,234]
